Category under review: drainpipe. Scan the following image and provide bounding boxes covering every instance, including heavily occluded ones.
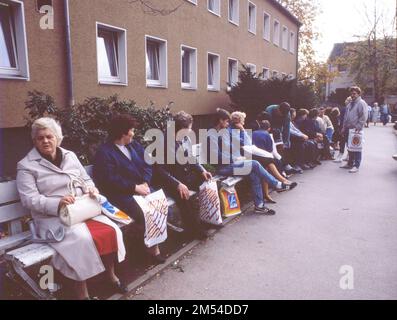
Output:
[63,0,74,106]
[296,25,300,80]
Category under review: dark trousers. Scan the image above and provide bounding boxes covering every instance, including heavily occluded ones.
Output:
[161,171,205,234]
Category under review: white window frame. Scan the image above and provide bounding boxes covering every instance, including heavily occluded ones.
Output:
[227,57,238,91]
[207,0,221,17]
[207,52,220,92]
[180,44,197,90]
[145,35,168,88]
[96,22,128,86]
[263,11,271,41]
[282,25,288,50]
[0,0,29,80]
[248,2,257,35]
[228,0,239,26]
[289,31,295,54]
[261,67,270,80]
[273,19,280,46]
[185,0,197,5]
[246,63,256,75]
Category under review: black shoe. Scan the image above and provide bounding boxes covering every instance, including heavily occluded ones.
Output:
[111,280,128,294]
[277,182,298,193]
[265,197,277,204]
[307,162,317,168]
[149,254,167,265]
[254,205,276,215]
[293,166,304,174]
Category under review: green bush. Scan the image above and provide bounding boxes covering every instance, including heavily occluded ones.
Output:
[24,91,173,165]
[227,65,317,121]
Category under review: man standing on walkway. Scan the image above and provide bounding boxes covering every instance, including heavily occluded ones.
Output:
[340,86,368,173]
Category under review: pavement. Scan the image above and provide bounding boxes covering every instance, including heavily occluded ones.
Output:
[127,124,397,300]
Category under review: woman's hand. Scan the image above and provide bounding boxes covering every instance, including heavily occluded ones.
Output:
[202,171,213,181]
[234,123,245,131]
[177,183,190,200]
[59,195,75,210]
[87,187,100,199]
[135,184,151,196]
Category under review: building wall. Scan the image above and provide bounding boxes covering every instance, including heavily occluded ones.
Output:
[0,0,299,129]
[0,0,68,128]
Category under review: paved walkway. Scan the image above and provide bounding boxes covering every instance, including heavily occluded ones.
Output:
[129,125,397,300]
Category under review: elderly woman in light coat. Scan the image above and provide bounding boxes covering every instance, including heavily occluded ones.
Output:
[16,118,127,300]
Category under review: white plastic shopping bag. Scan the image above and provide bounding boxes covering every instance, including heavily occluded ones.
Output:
[347,129,364,152]
[198,180,222,226]
[98,195,133,225]
[133,189,168,248]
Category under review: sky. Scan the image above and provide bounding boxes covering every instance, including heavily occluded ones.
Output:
[313,0,396,62]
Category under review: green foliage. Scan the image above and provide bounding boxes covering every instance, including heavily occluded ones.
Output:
[328,88,350,106]
[24,92,173,165]
[227,65,317,121]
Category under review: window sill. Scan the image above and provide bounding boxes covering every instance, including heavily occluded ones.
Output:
[181,85,197,91]
[207,87,220,92]
[248,29,256,35]
[263,37,270,42]
[208,9,221,17]
[0,74,29,81]
[228,20,239,27]
[99,80,128,86]
[147,83,167,89]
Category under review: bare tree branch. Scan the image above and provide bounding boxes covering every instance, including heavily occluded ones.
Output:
[127,0,183,16]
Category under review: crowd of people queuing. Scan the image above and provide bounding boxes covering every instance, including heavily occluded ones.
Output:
[11,84,387,299]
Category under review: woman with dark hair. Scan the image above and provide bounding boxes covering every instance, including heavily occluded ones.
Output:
[93,114,166,264]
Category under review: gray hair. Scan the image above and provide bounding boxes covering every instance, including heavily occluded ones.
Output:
[231,111,247,124]
[31,117,63,146]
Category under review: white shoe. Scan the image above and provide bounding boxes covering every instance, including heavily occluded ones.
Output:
[349,167,359,173]
[333,155,343,163]
[342,157,349,162]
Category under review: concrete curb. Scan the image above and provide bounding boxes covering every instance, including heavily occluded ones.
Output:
[108,202,253,300]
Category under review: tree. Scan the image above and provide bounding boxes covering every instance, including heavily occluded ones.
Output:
[278,0,321,82]
[227,65,317,122]
[337,1,397,101]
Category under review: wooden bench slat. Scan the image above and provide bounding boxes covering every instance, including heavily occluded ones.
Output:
[0,203,30,224]
[6,243,55,268]
[0,181,20,203]
[0,231,31,253]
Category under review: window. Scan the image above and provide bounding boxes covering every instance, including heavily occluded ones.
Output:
[263,12,271,41]
[282,26,288,50]
[261,67,270,80]
[248,2,256,34]
[181,45,197,89]
[36,0,52,12]
[289,31,295,54]
[145,35,167,88]
[96,23,127,85]
[227,58,238,91]
[208,0,220,16]
[246,63,256,75]
[0,0,29,79]
[228,0,239,25]
[273,20,280,46]
[207,52,220,91]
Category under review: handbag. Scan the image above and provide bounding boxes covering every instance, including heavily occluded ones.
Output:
[59,177,102,227]
[198,180,222,226]
[219,185,241,218]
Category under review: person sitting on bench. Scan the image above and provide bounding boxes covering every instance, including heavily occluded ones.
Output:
[93,114,166,265]
[153,111,213,240]
[16,117,127,300]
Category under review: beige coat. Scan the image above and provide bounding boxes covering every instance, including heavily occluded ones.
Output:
[16,147,126,281]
